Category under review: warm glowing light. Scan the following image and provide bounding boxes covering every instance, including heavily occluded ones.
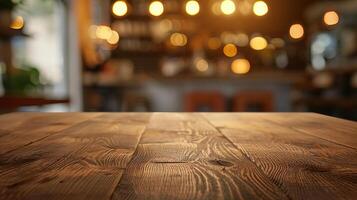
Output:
[107,30,120,45]
[185,0,200,16]
[324,11,339,26]
[289,24,304,39]
[250,36,267,50]
[223,43,238,57]
[159,19,173,31]
[220,0,236,15]
[196,59,209,72]
[149,1,164,16]
[170,32,188,46]
[10,16,24,30]
[207,37,222,50]
[95,26,112,40]
[253,1,268,16]
[211,1,222,15]
[112,1,128,16]
[231,58,251,74]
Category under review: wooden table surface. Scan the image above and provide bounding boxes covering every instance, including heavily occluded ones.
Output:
[0,113,356,200]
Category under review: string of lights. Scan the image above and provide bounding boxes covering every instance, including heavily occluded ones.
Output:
[87,0,341,75]
[112,0,269,17]
[109,0,339,42]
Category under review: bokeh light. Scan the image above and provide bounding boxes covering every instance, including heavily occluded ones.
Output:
[253,1,268,16]
[196,59,209,72]
[107,30,120,45]
[236,33,249,47]
[250,36,267,50]
[170,32,188,47]
[221,32,235,44]
[289,24,304,39]
[223,43,238,57]
[211,1,222,15]
[312,55,326,70]
[95,25,112,40]
[231,58,251,74]
[185,0,200,16]
[112,1,128,17]
[158,19,173,32]
[324,11,339,26]
[220,0,236,15]
[10,16,24,30]
[149,1,164,17]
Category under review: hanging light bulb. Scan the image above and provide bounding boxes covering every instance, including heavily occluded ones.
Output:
[223,43,238,57]
[253,1,268,16]
[112,1,128,17]
[107,30,120,45]
[170,32,188,47]
[10,16,24,29]
[195,59,209,72]
[323,11,339,26]
[231,58,251,74]
[250,36,267,50]
[220,0,236,15]
[149,1,164,16]
[185,0,200,16]
[95,25,112,40]
[289,24,304,39]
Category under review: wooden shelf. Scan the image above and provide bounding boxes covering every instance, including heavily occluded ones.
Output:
[0,27,29,39]
[0,96,69,110]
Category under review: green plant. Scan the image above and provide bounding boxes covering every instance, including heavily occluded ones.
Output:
[0,0,24,10]
[2,64,42,95]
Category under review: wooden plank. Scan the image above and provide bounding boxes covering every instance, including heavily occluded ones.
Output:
[204,113,357,200]
[0,112,45,130]
[112,113,289,200]
[0,113,151,200]
[0,112,101,155]
[257,113,357,149]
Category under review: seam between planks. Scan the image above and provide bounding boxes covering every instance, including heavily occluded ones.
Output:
[0,114,102,156]
[262,117,357,151]
[109,113,153,200]
[199,113,293,200]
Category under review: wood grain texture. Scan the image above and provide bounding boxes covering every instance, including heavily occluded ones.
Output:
[0,112,356,200]
[203,113,357,200]
[255,113,357,149]
[112,113,289,200]
[0,113,151,200]
[0,112,101,155]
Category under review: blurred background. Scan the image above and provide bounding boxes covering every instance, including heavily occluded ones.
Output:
[0,0,356,120]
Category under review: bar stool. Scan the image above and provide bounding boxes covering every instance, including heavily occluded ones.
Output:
[233,91,274,112]
[184,91,225,112]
